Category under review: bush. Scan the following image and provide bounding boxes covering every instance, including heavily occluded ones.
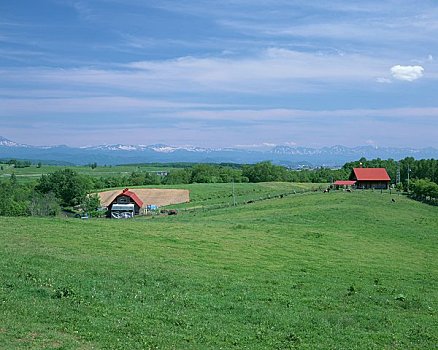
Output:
[0,179,32,216]
[81,193,101,215]
[410,179,438,202]
[29,192,61,217]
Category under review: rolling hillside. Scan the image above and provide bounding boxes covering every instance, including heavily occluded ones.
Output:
[0,190,437,349]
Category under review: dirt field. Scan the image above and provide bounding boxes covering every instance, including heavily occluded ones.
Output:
[98,188,190,208]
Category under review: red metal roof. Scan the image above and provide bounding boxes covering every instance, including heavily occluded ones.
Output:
[334,180,356,186]
[352,168,391,181]
[111,188,144,207]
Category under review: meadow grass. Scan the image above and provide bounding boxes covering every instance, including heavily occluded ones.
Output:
[138,182,324,210]
[0,190,437,349]
[0,163,176,183]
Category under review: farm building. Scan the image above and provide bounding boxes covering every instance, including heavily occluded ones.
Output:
[334,180,356,189]
[349,168,391,189]
[107,188,144,218]
[99,188,190,218]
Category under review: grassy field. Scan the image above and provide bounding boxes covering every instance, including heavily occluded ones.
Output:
[0,163,174,183]
[0,190,437,349]
[116,182,325,210]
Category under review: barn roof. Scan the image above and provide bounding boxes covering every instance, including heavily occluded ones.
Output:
[334,180,356,186]
[352,168,391,181]
[111,188,144,208]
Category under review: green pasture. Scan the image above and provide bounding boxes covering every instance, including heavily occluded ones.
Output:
[0,163,173,182]
[0,190,437,349]
[114,182,325,210]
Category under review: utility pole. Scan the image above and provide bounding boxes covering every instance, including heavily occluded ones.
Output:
[396,162,400,186]
[407,165,411,192]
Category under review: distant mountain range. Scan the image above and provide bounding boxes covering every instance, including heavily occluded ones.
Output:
[1,136,437,167]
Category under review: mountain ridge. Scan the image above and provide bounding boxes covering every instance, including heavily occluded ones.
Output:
[1,136,437,167]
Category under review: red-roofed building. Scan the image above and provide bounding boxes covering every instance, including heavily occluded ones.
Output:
[334,180,356,189]
[107,188,145,218]
[349,168,391,189]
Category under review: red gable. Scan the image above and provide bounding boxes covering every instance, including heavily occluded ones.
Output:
[112,188,144,207]
[352,168,390,181]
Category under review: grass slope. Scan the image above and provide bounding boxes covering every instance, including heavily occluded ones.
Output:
[0,191,437,349]
[130,182,323,209]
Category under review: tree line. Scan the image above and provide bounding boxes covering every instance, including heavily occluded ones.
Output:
[87,157,438,187]
[2,159,33,168]
[89,162,350,187]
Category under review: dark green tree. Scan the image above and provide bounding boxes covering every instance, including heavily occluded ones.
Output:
[35,169,91,207]
[164,169,192,184]
[242,162,289,182]
[82,193,101,215]
[0,180,31,216]
[10,172,17,186]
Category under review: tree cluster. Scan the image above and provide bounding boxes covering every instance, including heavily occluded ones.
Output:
[35,169,92,207]
[5,159,32,168]
[410,179,438,203]
[0,178,32,216]
[0,168,99,217]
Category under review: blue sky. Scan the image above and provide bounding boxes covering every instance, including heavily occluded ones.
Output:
[0,0,437,148]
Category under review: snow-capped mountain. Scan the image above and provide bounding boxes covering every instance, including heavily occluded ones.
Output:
[145,144,212,153]
[83,144,144,152]
[80,143,214,153]
[1,136,437,166]
[272,144,438,159]
[0,136,28,148]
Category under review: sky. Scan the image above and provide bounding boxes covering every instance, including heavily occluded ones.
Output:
[0,0,437,148]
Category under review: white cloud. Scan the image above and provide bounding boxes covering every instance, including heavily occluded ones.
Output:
[365,139,378,148]
[390,65,424,81]
[0,48,390,96]
[0,96,219,115]
[175,107,438,122]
